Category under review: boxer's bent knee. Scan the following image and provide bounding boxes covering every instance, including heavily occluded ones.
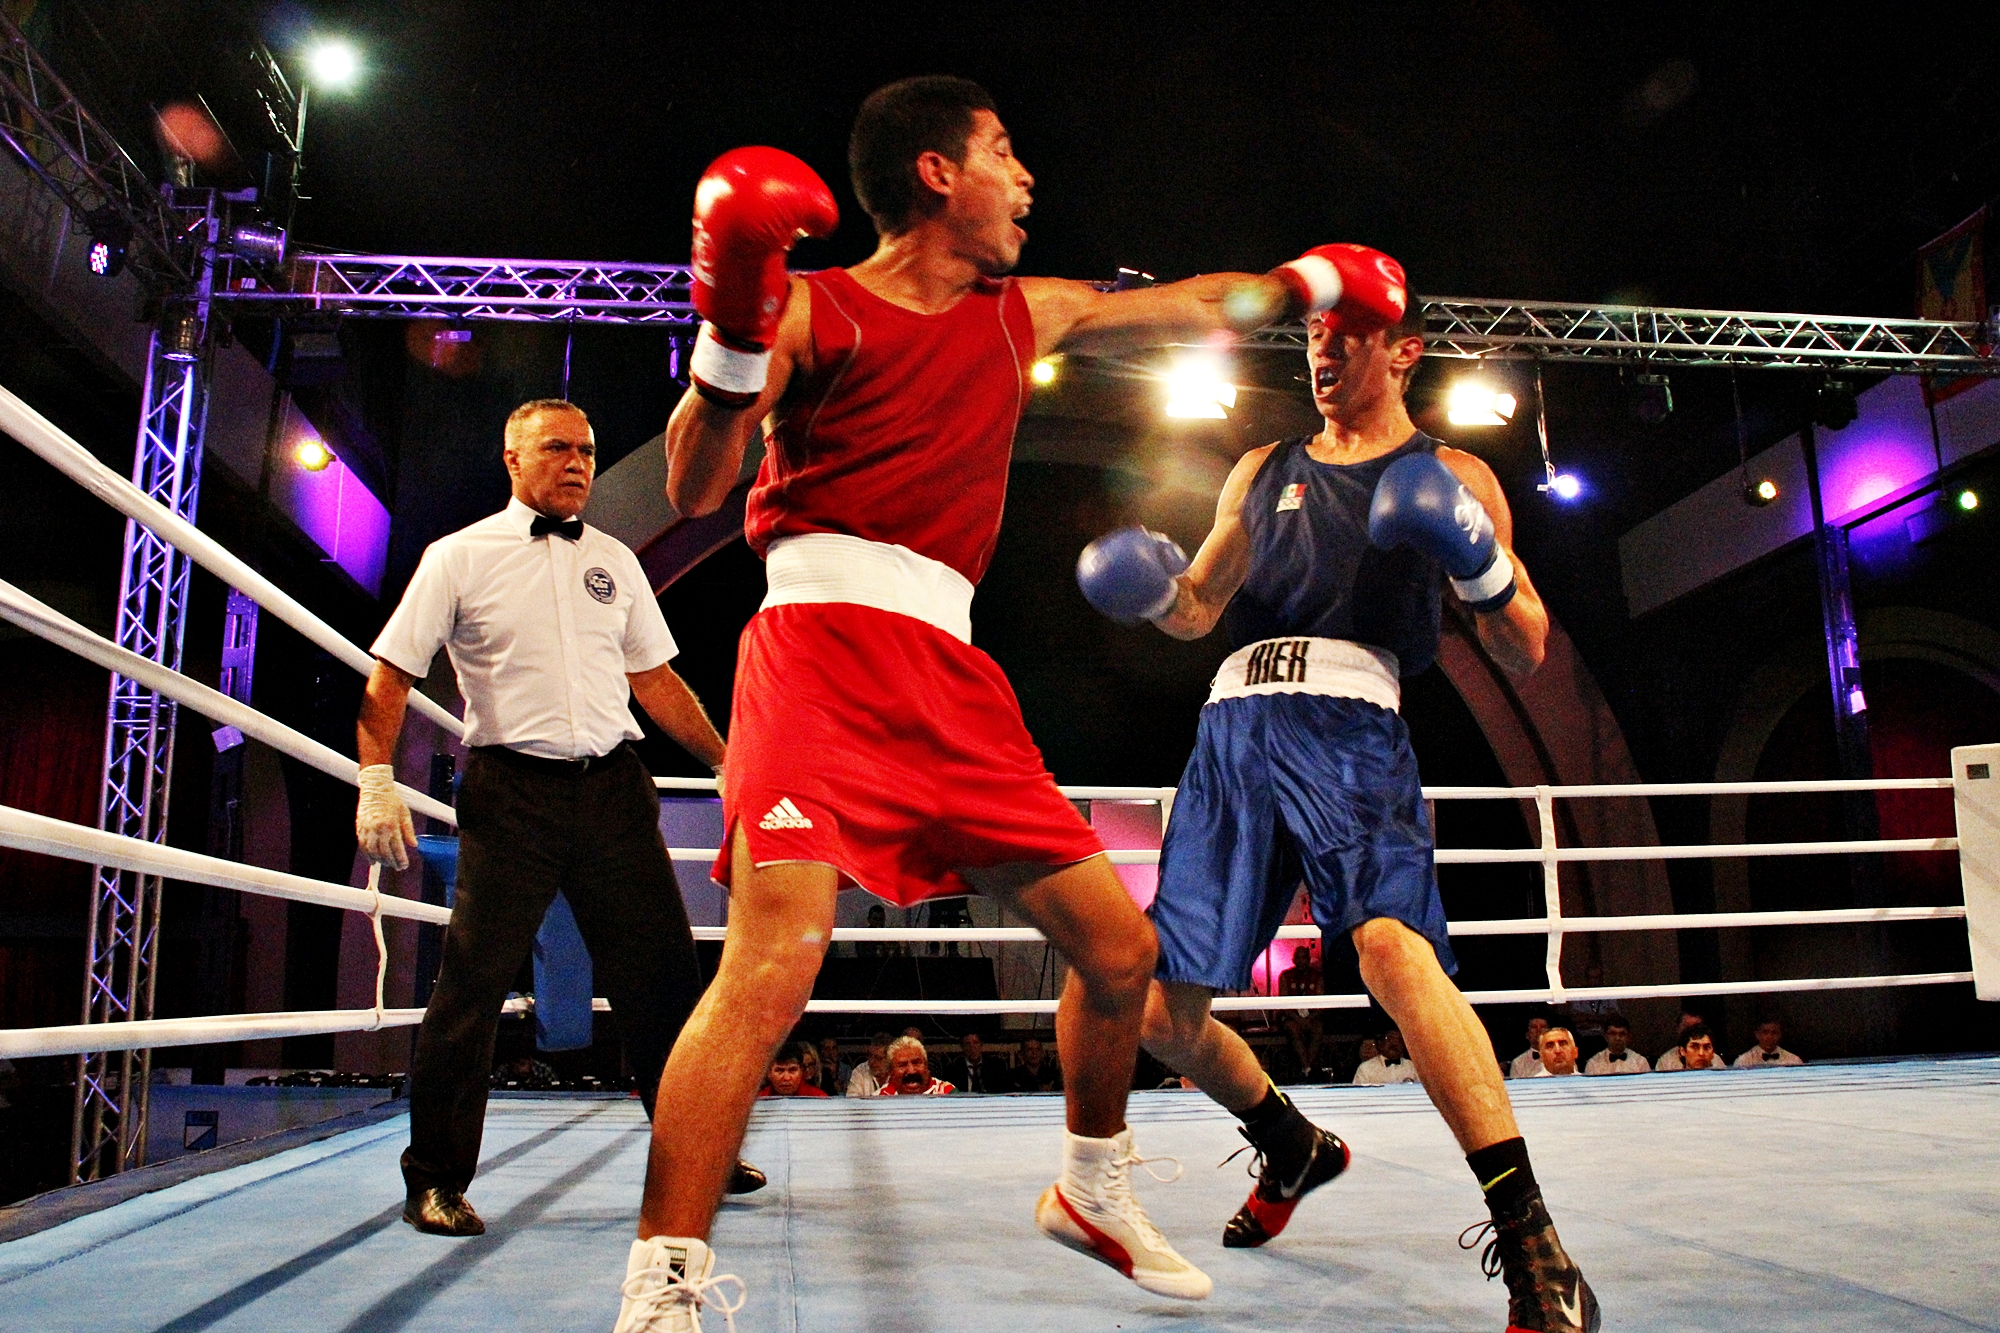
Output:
[1141,980,1214,1056]
[1352,915,1436,974]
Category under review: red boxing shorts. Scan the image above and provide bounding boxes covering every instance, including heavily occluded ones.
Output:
[717,601,1104,906]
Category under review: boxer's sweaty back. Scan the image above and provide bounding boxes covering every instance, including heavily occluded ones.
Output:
[747,268,1036,586]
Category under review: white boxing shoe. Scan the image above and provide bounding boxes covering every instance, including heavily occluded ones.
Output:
[614,1235,745,1332]
[1036,1128,1212,1301]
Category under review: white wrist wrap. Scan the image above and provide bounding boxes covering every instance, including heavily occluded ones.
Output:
[1451,554,1516,607]
[1280,255,1344,312]
[690,322,771,396]
[358,764,399,798]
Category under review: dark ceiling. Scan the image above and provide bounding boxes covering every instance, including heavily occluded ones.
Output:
[29,2,2000,316]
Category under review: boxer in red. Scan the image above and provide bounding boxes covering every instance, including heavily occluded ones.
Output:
[611,76,1406,1332]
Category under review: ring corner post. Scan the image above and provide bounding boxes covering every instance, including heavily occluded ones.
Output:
[1949,743,2000,1002]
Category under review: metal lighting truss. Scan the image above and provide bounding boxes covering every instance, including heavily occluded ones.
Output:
[220,255,2000,374]
[0,12,185,283]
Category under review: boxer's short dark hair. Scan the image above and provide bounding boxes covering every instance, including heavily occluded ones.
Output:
[850,76,997,234]
[1388,291,1426,345]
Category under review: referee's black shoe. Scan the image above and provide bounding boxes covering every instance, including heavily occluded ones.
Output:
[1221,1122,1351,1247]
[1460,1189,1600,1333]
[404,1187,485,1237]
[727,1159,767,1194]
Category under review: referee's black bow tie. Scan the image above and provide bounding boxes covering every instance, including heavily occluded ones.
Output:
[530,514,584,541]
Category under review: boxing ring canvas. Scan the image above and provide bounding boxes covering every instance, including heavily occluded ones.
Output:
[2,1058,1994,1333]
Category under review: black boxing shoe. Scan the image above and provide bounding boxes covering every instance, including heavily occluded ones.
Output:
[1221,1122,1351,1248]
[1459,1189,1600,1333]
[727,1159,767,1195]
[403,1187,485,1237]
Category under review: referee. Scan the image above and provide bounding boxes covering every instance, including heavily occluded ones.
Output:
[356,398,756,1236]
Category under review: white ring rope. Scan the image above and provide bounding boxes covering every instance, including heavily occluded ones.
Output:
[0,576,453,825]
[0,382,463,737]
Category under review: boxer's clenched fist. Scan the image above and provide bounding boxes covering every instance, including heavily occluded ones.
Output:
[1367,453,1516,613]
[1273,243,1407,335]
[689,146,839,407]
[1077,526,1190,625]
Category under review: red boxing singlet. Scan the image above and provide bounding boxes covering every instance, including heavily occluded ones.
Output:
[745,267,1036,585]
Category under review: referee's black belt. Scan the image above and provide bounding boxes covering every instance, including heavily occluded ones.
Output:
[475,742,630,777]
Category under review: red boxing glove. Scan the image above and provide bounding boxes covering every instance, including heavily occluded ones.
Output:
[1273,243,1407,334]
[689,146,839,406]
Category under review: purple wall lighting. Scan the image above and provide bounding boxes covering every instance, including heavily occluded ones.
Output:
[1816,376,1939,524]
[269,404,390,596]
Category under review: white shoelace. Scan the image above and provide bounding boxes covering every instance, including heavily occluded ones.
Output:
[620,1265,746,1333]
[1098,1144,1186,1253]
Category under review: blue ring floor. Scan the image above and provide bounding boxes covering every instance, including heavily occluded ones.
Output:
[2,1057,1996,1332]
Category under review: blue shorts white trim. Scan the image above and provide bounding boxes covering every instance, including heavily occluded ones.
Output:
[1150,691,1457,991]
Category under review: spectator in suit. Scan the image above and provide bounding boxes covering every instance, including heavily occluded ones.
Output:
[1667,1023,1725,1072]
[1583,1016,1650,1076]
[1013,1036,1063,1093]
[760,1044,829,1098]
[845,1033,892,1098]
[1734,1019,1805,1069]
[1528,1027,1579,1077]
[1507,1015,1550,1080]
[877,1035,954,1096]
[943,1032,1011,1093]
[817,1037,849,1093]
[1353,1029,1420,1086]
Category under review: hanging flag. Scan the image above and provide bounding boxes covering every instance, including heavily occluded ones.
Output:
[1918,207,1988,406]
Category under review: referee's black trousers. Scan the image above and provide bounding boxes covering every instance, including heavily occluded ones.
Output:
[400,743,702,1196]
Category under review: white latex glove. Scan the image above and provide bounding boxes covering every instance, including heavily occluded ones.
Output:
[356,763,416,871]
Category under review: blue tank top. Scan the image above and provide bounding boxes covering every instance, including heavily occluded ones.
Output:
[1222,431,1446,676]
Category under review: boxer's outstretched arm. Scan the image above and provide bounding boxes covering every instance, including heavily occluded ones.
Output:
[628,661,727,771]
[1154,443,1277,640]
[664,276,812,517]
[1021,274,1301,359]
[1438,448,1547,678]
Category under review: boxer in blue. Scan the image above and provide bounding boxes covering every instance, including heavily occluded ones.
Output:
[1077,253,1599,1333]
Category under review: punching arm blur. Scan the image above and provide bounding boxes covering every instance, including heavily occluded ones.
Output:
[663,277,809,518]
[1023,273,1299,358]
[1153,445,1273,641]
[628,661,727,773]
[1438,449,1547,679]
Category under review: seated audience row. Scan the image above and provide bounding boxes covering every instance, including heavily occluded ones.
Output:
[1511,1014,1802,1078]
[761,1031,1067,1099]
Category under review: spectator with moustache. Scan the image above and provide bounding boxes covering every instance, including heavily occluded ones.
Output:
[1583,1017,1650,1076]
[877,1035,956,1096]
[1733,1019,1804,1069]
[846,1033,892,1098]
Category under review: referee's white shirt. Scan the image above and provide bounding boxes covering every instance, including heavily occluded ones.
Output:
[372,497,676,759]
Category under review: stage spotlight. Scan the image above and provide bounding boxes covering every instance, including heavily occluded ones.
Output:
[295,438,333,471]
[1031,357,1059,386]
[1549,473,1582,501]
[1959,489,1979,512]
[1445,380,1516,426]
[159,305,202,362]
[1744,477,1779,506]
[1813,379,1857,430]
[304,39,361,90]
[229,223,287,265]
[84,206,130,278]
[1627,372,1673,424]
[1163,356,1236,419]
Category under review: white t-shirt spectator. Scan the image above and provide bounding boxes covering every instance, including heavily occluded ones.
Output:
[1353,1056,1420,1086]
[845,1065,881,1098]
[1583,1049,1651,1076]
[1733,1046,1804,1068]
[1507,1050,1542,1080]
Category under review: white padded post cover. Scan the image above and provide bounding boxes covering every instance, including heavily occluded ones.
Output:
[1949,743,2000,1001]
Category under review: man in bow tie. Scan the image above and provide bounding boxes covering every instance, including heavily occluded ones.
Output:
[1582,1017,1650,1076]
[356,398,752,1237]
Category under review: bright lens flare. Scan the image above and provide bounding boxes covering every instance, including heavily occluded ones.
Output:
[1959,490,1979,512]
[1030,357,1058,386]
[1163,357,1237,419]
[1756,479,1779,502]
[1446,381,1516,426]
[1550,473,1582,500]
[296,438,334,472]
[305,39,361,89]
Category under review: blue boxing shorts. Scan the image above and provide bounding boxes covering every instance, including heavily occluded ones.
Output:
[1151,638,1456,990]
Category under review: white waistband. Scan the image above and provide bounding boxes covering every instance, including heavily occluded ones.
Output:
[1208,637,1401,711]
[762,533,975,643]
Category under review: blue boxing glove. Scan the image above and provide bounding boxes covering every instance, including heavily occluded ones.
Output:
[1076,526,1190,624]
[1367,453,1517,613]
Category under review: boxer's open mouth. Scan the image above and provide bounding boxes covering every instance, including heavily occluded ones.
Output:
[1314,364,1342,394]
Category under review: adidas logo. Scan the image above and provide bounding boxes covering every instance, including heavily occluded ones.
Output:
[759,798,814,830]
